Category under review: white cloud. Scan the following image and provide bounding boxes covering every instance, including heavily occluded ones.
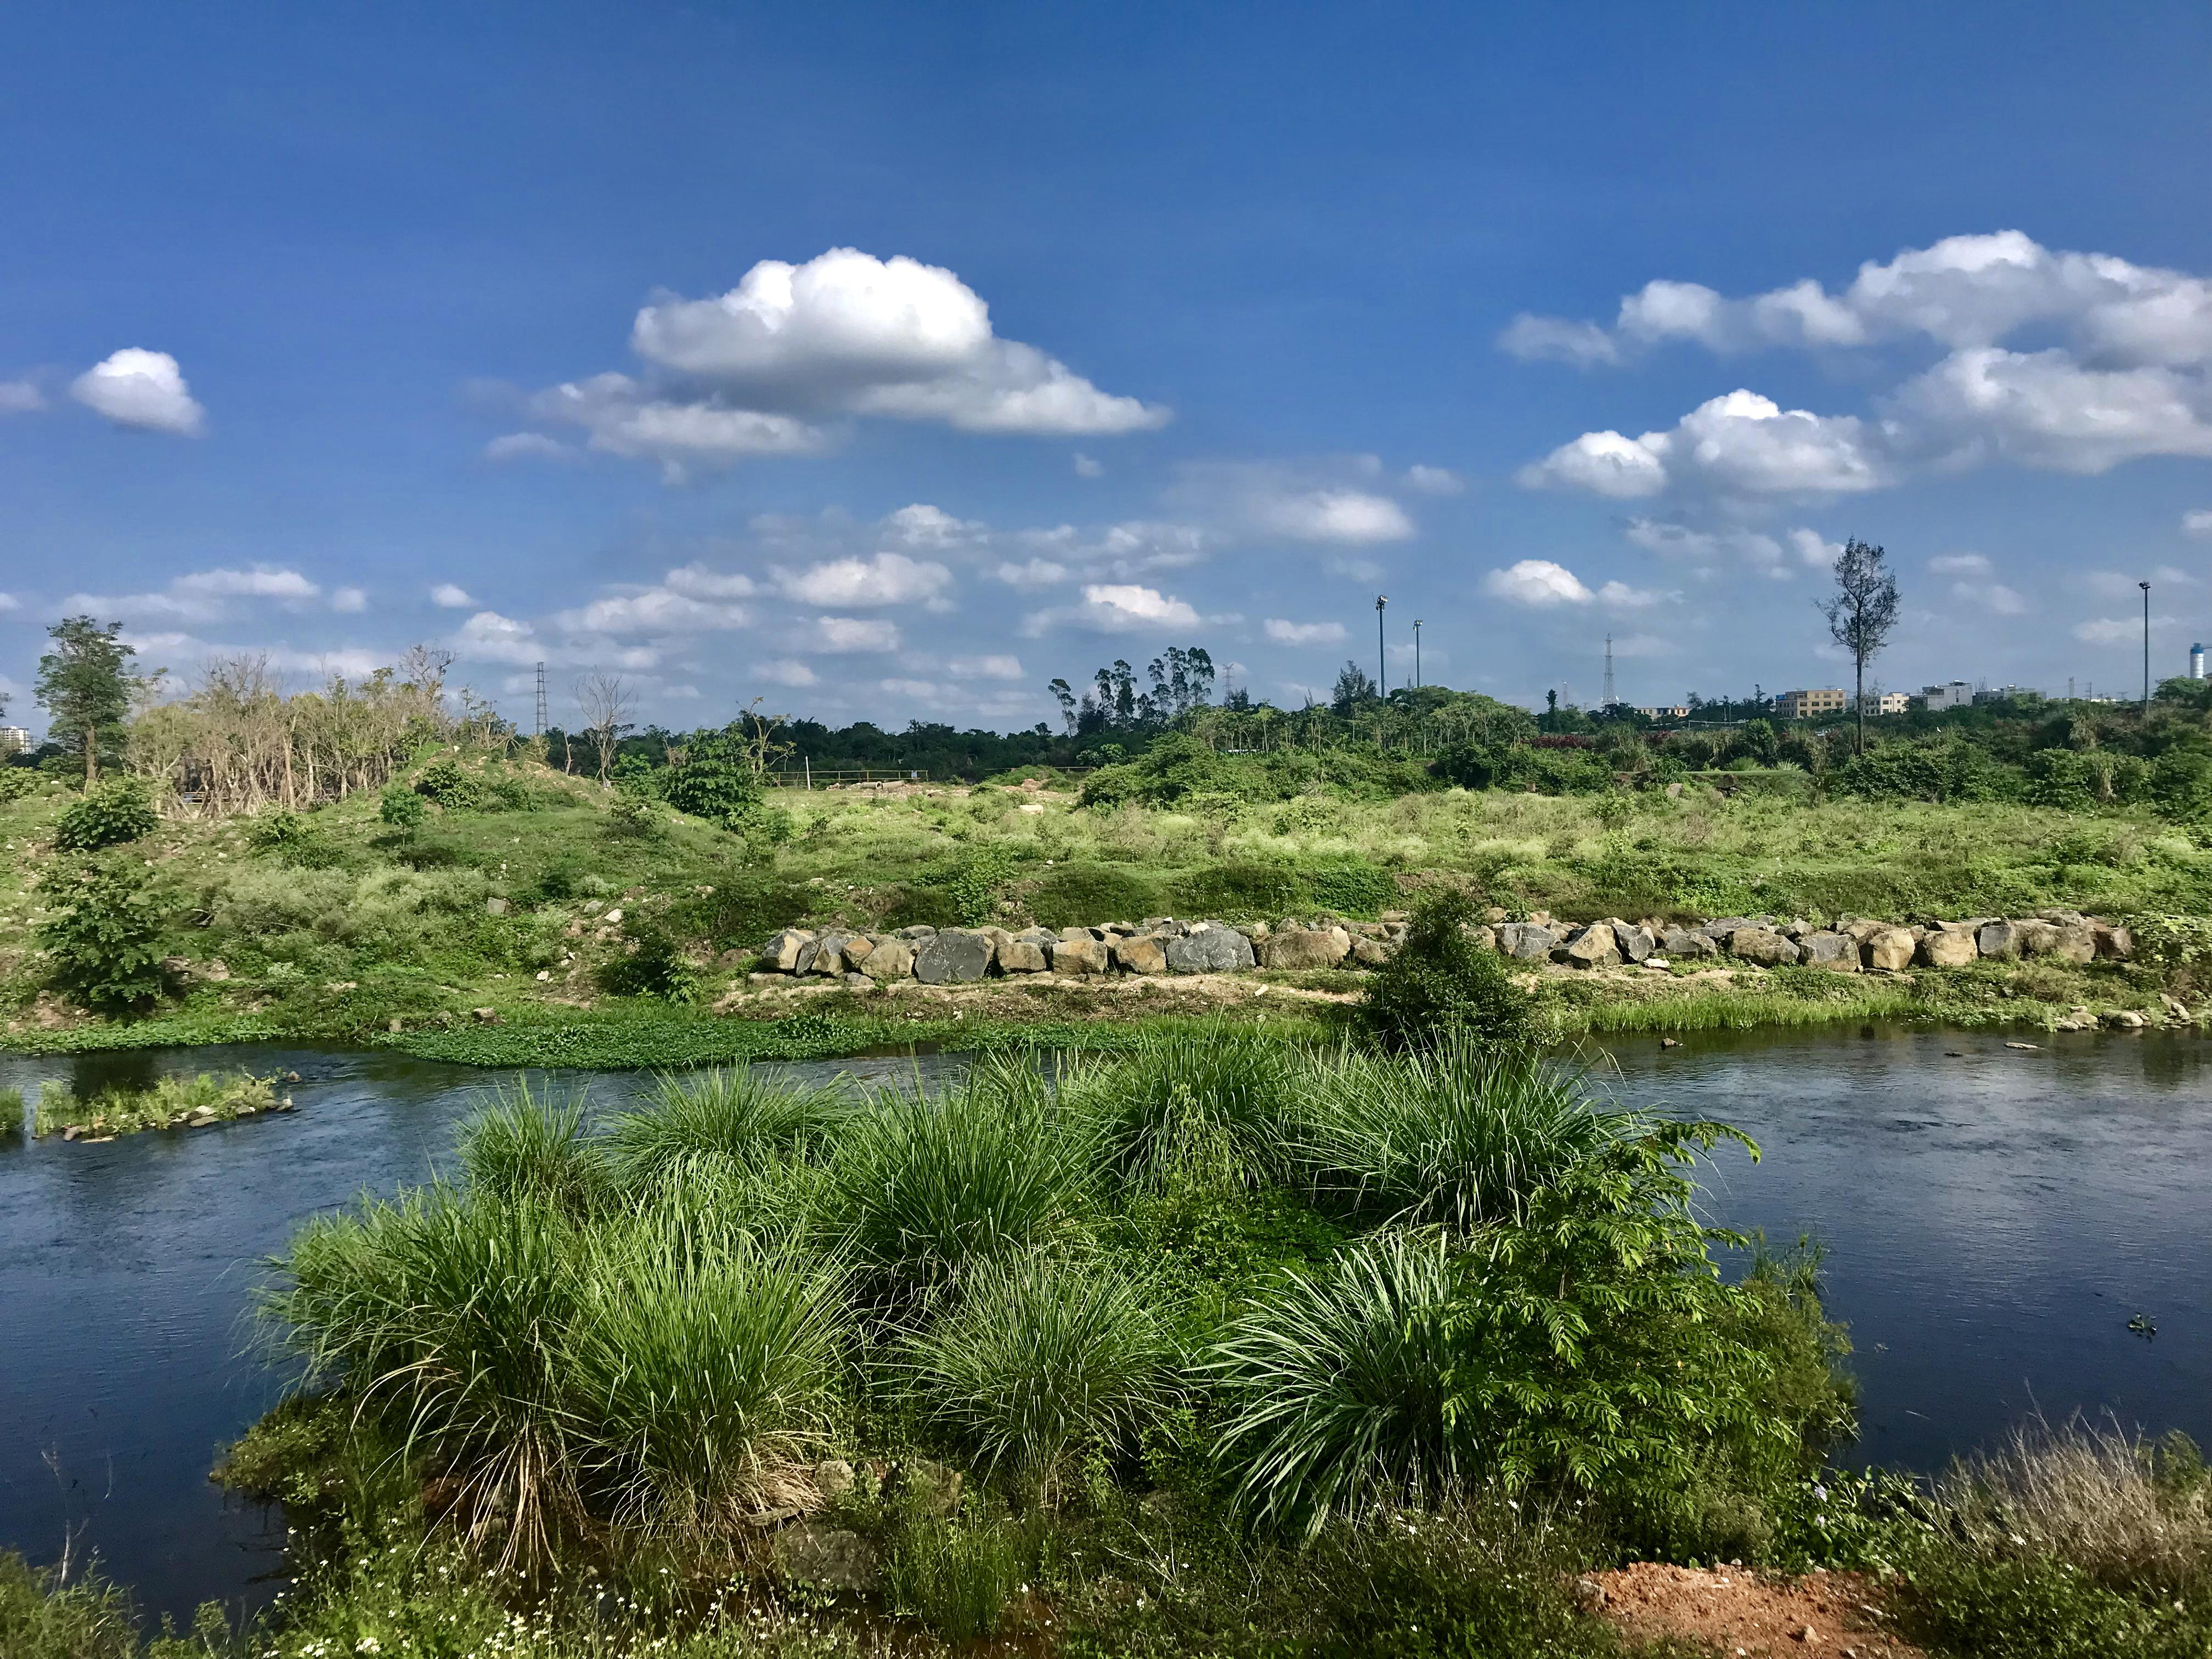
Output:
[1929,552,1993,575]
[1484,560,1594,606]
[947,653,1024,680]
[555,588,751,635]
[2075,614,2176,645]
[2185,510,2212,535]
[1951,579,2029,616]
[1177,460,1417,545]
[994,557,1070,590]
[808,616,901,653]
[1789,528,1843,569]
[60,566,321,624]
[430,583,476,608]
[484,431,574,462]
[664,563,757,600]
[0,380,43,414]
[1595,579,1666,608]
[1402,464,1466,495]
[1324,555,1384,582]
[1892,346,2212,473]
[70,348,205,436]
[880,678,940,699]
[174,567,319,600]
[1263,618,1348,645]
[526,373,833,480]
[753,659,819,687]
[1252,488,1415,543]
[1521,390,1884,499]
[1497,313,1622,367]
[1023,583,1201,636]
[0,592,19,611]
[330,586,369,613]
[882,502,991,550]
[772,551,952,608]
[1073,453,1104,478]
[453,610,540,663]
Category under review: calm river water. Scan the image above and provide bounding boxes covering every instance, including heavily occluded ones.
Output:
[0,1028,2205,1625]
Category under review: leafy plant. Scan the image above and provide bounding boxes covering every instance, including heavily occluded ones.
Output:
[1348,889,1535,1053]
[52,778,159,851]
[596,923,699,1002]
[601,1068,847,1193]
[37,856,166,1012]
[377,782,428,829]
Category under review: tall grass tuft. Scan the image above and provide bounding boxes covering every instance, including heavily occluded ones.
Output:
[1289,1040,1638,1232]
[566,1207,849,1530]
[825,1060,1094,1294]
[1057,1025,1297,1190]
[1203,1228,1464,1538]
[454,1081,606,1215]
[601,1066,846,1194]
[902,1249,1172,1495]
[883,1511,1037,1643]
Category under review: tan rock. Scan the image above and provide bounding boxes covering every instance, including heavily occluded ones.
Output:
[762,928,812,972]
[1918,929,1979,968]
[1113,934,1169,975]
[857,936,913,979]
[1258,926,1352,969]
[1051,935,1111,975]
[1866,927,1916,972]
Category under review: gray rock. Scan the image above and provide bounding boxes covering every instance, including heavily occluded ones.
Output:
[814,1459,856,1501]
[1563,923,1621,969]
[763,929,813,971]
[1257,926,1351,969]
[1051,935,1111,975]
[1701,916,1759,941]
[1497,922,1558,962]
[1349,936,1391,966]
[1798,930,1859,972]
[915,929,994,984]
[1977,919,2023,961]
[2094,922,2134,961]
[775,1523,881,1592]
[2049,922,2097,964]
[1057,925,1102,944]
[1728,928,1801,966]
[857,936,913,979]
[800,929,860,975]
[1114,933,1170,975]
[1612,921,1656,963]
[894,925,939,942]
[1166,921,1256,974]
[1660,926,1717,958]
[484,896,509,916]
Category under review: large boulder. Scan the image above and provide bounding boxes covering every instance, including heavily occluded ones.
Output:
[1563,923,1620,969]
[1496,922,1556,962]
[1660,926,1717,959]
[2094,922,2135,961]
[1114,933,1170,975]
[1051,935,1111,975]
[1865,927,1917,972]
[857,935,913,979]
[1350,936,1391,966]
[762,928,812,972]
[1728,927,1801,967]
[1701,917,1762,943]
[1798,930,1859,972]
[1166,921,1256,974]
[2013,919,2061,957]
[1841,917,1891,945]
[915,929,994,984]
[798,929,860,975]
[1919,929,1979,968]
[1976,919,2023,961]
[1258,927,1352,970]
[2047,922,2097,964]
[1611,921,1656,964]
[997,928,1053,973]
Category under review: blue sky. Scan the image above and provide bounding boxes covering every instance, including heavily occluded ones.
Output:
[4,2,2212,735]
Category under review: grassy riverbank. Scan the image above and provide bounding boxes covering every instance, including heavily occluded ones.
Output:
[5,760,2210,1058]
[27,1069,282,1138]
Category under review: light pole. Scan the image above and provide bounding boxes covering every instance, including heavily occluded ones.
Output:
[2141,580,2152,716]
[1375,595,1387,697]
[1413,619,1422,689]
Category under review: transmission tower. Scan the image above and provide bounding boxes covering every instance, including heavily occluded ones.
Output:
[533,662,548,737]
[1602,635,1615,708]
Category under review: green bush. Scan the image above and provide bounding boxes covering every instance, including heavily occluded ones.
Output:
[596,923,700,1002]
[37,856,167,1012]
[902,1249,1172,1491]
[378,782,428,828]
[0,768,45,805]
[245,809,342,867]
[455,1083,608,1215]
[1304,857,1398,916]
[1026,863,1167,927]
[1059,1026,1299,1191]
[414,757,495,811]
[1349,890,1534,1053]
[607,792,668,840]
[52,778,159,850]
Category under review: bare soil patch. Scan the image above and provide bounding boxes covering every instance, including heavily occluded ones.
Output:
[1593,1563,1925,1658]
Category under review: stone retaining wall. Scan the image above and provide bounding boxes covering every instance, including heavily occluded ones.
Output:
[751,909,2134,985]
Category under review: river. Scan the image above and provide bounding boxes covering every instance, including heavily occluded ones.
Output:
[1,1026,2204,1625]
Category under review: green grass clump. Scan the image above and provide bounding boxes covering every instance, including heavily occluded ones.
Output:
[901,1249,1172,1494]
[454,1081,607,1212]
[33,1070,278,1137]
[601,1067,848,1194]
[1057,1024,1299,1190]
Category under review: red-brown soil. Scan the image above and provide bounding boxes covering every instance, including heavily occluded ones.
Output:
[1592,1563,1926,1658]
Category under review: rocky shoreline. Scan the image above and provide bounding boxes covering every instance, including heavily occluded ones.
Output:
[753,909,2135,989]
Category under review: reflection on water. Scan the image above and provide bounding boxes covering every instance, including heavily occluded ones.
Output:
[1,1028,2205,1623]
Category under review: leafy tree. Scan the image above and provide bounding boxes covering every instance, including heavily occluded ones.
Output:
[1818,538,1901,754]
[38,857,167,1012]
[1349,890,1535,1053]
[1332,661,1379,716]
[379,782,428,828]
[36,617,141,786]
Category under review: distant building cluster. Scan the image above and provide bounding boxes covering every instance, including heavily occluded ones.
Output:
[1775,688,1847,720]
[0,726,30,757]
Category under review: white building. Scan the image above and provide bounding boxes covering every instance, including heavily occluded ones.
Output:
[1921,681,1974,712]
[0,726,30,757]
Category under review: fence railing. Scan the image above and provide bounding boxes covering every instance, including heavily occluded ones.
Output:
[764,768,930,788]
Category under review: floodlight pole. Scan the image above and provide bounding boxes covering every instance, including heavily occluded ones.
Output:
[1414,619,1423,689]
[2141,580,2152,716]
[1375,595,1387,697]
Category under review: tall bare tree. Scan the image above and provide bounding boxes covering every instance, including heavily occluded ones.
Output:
[575,672,635,785]
[1818,538,1901,755]
[735,697,794,778]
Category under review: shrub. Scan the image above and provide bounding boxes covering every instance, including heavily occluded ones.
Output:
[602,1069,847,1193]
[607,792,668,840]
[1349,890,1534,1053]
[378,782,427,829]
[1058,1026,1298,1190]
[0,767,46,805]
[1289,1045,1637,1232]
[37,856,166,1012]
[52,778,159,851]
[1026,863,1167,927]
[455,1083,608,1215]
[825,1063,1095,1295]
[1305,857,1397,916]
[245,808,342,867]
[659,735,764,823]
[414,757,495,810]
[596,923,700,1002]
[902,1249,1172,1493]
